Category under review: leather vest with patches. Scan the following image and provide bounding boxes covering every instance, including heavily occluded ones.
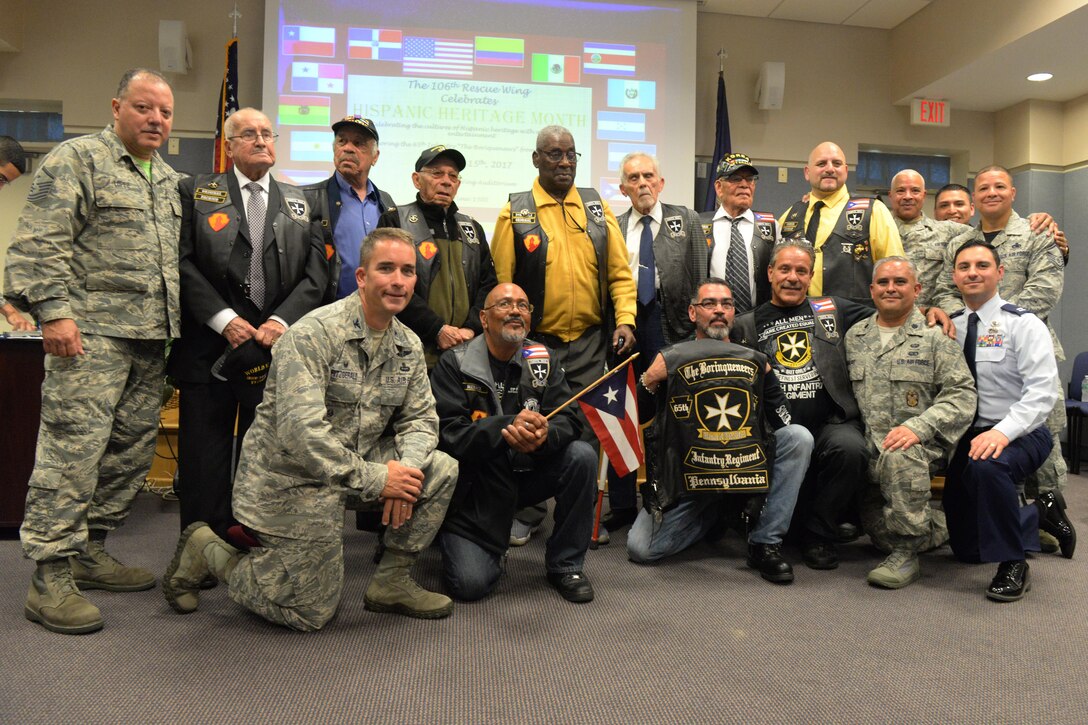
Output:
[646,339,775,515]
[395,200,482,302]
[783,197,874,302]
[508,187,610,332]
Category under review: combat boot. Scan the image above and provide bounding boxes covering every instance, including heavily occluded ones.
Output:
[163,523,241,614]
[71,533,156,592]
[25,559,104,634]
[867,549,921,589]
[364,550,453,619]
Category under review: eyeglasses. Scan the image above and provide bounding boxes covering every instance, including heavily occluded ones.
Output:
[229,130,279,144]
[539,149,581,163]
[693,298,735,310]
[484,299,534,313]
[420,169,461,182]
[725,174,758,184]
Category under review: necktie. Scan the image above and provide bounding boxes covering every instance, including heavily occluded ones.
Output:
[246,182,267,307]
[963,312,979,383]
[638,215,656,306]
[805,200,824,244]
[726,217,752,313]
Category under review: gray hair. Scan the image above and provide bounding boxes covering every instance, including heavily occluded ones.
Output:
[769,239,815,268]
[224,107,270,138]
[536,125,573,150]
[872,255,917,282]
[619,152,660,180]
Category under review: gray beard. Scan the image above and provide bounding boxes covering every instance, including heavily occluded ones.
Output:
[500,328,526,345]
[701,324,730,340]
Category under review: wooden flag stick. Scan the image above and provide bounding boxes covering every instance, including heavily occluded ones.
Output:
[545,353,640,421]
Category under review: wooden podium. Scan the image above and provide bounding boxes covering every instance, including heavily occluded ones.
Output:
[0,337,45,533]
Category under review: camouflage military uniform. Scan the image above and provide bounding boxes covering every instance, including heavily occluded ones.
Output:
[3,126,180,561]
[894,214,975,307]
[226,293,456,630]
[846,308,976,553]
[932,210,1067,496]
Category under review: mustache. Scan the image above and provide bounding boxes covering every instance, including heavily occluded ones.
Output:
[502,315,524,325]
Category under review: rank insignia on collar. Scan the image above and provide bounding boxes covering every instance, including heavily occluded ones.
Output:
[585,200,604,223]
[664,216,683,235]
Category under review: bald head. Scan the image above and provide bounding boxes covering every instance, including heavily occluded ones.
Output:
[481,283,531,351]
[804,141,848,195]
[889,169,926,223]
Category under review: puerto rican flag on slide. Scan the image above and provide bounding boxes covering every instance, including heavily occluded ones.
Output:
[578,364,643,477]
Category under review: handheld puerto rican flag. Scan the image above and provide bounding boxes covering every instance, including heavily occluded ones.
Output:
[577,363,643,477]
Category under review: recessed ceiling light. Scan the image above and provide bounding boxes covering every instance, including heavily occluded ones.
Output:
[1027,72,1053,82]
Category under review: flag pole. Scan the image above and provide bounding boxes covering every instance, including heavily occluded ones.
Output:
[545,353,640,421]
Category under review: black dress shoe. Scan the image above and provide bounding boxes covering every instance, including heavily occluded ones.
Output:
[986,560,1031,602]
[802,541,839,570]
[835,522,861,543]
[600,507,638,531]
[546,571,595,603]
[1035,491,1076,559]
[747,543,794,584]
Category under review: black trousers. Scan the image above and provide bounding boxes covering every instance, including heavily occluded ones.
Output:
[789,419,868,543]
[176,379,257,538]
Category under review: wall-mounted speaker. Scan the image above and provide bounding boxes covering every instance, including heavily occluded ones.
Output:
[756,62,785,110]
[159,20,192,74]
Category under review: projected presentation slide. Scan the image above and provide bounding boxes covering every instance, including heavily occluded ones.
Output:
[264,0,695,226]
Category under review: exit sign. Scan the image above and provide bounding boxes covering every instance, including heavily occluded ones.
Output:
[911,98,950,127]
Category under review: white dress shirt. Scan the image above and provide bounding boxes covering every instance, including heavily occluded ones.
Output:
[709,206,757,294]
[624,200,663,291]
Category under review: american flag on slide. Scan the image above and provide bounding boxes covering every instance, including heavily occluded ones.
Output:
[578,363,643,477]
[403,37,474,77]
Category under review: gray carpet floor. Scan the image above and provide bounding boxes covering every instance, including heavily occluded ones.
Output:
[2,478,1086,724]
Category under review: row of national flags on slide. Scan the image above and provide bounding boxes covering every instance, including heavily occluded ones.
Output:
[283,26,648,87]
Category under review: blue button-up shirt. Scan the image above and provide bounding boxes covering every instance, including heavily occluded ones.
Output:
[954,293,1058,441]
[333,171,382,298]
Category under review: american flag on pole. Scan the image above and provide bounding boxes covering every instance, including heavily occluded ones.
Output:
[578,363,643,477]
[213,37,239,173]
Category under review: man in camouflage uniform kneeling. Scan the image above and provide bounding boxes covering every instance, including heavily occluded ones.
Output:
[163,228,457,630]
[845,257,976,588]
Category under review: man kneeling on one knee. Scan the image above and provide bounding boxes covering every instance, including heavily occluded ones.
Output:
[845,257,976,589]
[163,228,458,630]
[628,278,814,583]
[431,283,597,603]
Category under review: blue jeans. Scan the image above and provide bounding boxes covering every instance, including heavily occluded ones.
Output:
[627,425,813,562]
[440,440,596,600]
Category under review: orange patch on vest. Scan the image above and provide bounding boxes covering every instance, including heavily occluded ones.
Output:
[208,212,230,232]
[419,241,438,260]
[523,234,541,253]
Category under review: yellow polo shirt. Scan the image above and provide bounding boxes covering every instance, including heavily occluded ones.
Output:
[492,179,636,341]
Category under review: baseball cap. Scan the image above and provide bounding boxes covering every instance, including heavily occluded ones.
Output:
[414,145,466,172]
[331,115,379,142]
[715,153,759,179]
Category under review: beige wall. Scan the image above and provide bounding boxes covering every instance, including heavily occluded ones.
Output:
[0,0,265,134]
[694,14,996,169]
